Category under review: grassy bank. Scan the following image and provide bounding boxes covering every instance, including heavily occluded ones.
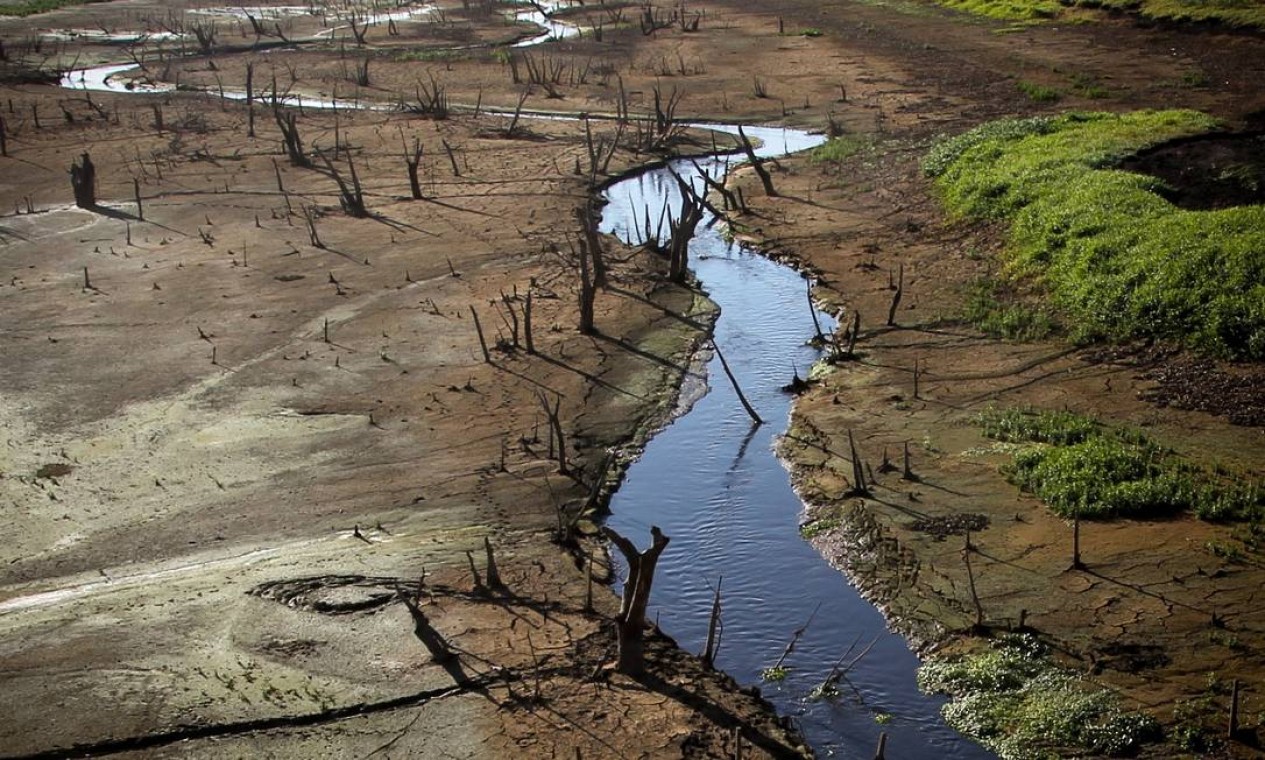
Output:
[924,110,1265,360]
[929,0,1265,28]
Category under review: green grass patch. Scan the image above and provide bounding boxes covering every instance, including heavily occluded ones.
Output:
[800,515,842,538]
[924,110,1265,360]
[936,0,1062,20]
[978,407,1265,521]
[1016,80,1061,103]
[963,278,1057,341]
[919,635,1161,759]
[925,0,1265,29]
[0,0,106,15]
[809,134,873,165]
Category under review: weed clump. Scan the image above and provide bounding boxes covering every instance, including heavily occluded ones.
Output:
[809,134,872,166]
[963,278,1057,341]
[926,110,1265,360]
[977,407,1265,521]
[919,635,1161,759]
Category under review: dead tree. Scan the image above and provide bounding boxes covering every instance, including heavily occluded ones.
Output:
[70,152,96,208]
[887,263,904,326]
[273,104,309,167]
[737,126,777,197]
[666,176,705,283]
[402,134,424,199]
[523,289,535,354]
[701,576,723,669]
[576,236,596,335]
[581,115,621,181]
[133,178,143,220]
[0,114,7,157]
[245,62,256,138]
[407,75,448,119]
[576,206,607,288]
[537,391,567,474]
[470,305,491,363]
[318,150,367,218]
[602,525,671,676]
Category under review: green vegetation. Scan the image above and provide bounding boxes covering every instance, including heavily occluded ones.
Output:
[1016,80,1060,103]
[963,278,1057,341]
[800,27,824,36]
[924,110,1265,360]
[809,134,873,165]
[936,0,1062,21]
[800,515,842,538]
[919,635,1161,759]
[927,0,1265,29]
[978,407,1265,521]
[0,0,106,15]
[761,665,790,681]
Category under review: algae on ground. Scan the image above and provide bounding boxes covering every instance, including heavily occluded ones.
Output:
[919,635,1161,759]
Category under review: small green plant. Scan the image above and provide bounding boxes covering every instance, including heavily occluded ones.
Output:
[800,27,824,36]
[761,665,790,681]
[1069,72,1109,99]
[1180,69,1210,88]
[977,407,1098,446]
[800,516,843,539]
[874,712,893,725]
[1017,80,1061,103]
[810,135,873,167]
[1205,539,1245,563]
[963,278,1057,341]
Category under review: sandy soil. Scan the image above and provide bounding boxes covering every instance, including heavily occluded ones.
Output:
[2,0,1265,756]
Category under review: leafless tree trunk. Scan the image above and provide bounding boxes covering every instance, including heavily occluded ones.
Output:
[576,206,607,288]
[577,236,596,335]
[737,125,777,197]
[887,263,904,326]
[602,525,671,676]
[273,103,309,167]
[70,152,96,208]
[318,149,367,217]
[245,62,255,138]
[701,576,723,669]
[402,134,424,199]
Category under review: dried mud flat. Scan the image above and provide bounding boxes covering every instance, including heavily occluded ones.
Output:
[1,0,1265,758]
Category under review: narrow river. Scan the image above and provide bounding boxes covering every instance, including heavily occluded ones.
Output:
[600,135,994,759]
[56,7,993,755]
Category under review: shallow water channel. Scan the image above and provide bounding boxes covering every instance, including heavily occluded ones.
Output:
[599,130,995,759]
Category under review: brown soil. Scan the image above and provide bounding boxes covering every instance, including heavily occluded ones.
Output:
[2,0,1265,757]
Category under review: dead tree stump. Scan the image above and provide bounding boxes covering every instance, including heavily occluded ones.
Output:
[602,525,670,676]
[70,152,96,208]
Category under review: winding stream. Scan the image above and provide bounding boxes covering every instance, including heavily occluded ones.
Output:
[52,7,991,756]
[600,135,993,759]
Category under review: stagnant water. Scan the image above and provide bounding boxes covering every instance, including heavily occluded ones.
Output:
[600,132,994,759]
[55,10,991,754]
